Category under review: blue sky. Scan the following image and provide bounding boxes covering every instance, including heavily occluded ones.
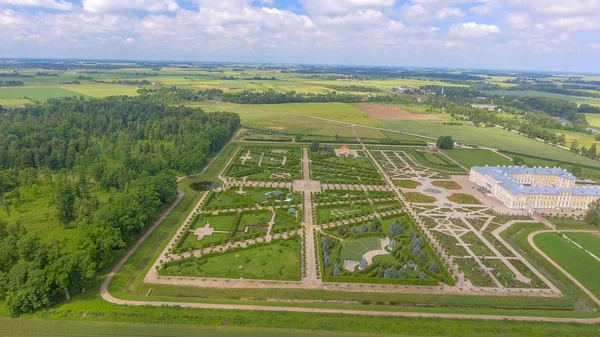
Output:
[1,0,599,72]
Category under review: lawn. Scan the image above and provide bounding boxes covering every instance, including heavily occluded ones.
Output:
[394,180,421,189]
[195,213,237,231]
[340,237,383,261]
[204,190,254,209]
[404,192,437,203]
[316,203,373,224]
[448,193,481,205]
[443,149,512,168]
[534,232,600,298]
[562,232,600,258]
[383,120,600,167]
[239,210,272,227]
[431,180,462,190]
[161,236,301,280]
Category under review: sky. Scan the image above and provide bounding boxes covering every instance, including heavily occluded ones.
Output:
[1,0,600,72]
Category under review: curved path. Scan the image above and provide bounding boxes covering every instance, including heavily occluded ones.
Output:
[527,229,600,308]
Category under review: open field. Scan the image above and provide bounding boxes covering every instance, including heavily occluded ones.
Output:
[0,98,33,107]
[383,120,600,167]
[356,104,448,121]
[60,83,140,97]
[584,113,600,129]
[0,86,83,100]
[534,232,600,298]
[484,90,600,107]
[190,101,381,138]
[443,149,513,168]
[548,129,598,148]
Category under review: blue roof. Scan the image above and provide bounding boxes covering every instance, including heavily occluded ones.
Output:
[472,166,600,196]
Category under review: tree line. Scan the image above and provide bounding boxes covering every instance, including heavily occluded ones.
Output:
[0,96,240,315]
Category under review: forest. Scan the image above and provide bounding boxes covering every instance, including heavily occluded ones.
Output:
[0,96,240,315]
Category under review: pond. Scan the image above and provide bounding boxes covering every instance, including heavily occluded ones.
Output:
[190,181,218,191]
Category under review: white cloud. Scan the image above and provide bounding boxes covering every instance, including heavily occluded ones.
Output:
[449,22,501,38]
[510,0,600,15]
[301,0,395,15]
[400,3,430,23]
[505,13,530,29]
[82,0,179,13]
[0,0,74,10]
[435,7,464,20]
[545,16,600,31]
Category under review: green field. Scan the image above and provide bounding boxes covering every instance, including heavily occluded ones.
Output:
[161,236,301,280]
[0,317,408,337]
[340,237,382,261]
[190,101,385,137]
[384,120,600,167]
[405,192,437,203]
[584,113,600,129]
[0,86,83,100]
[484,90,600,107]
[443,149,513,168]
[448,193,481,205]
[0,98,33,107]
[534,233,600,298]
[61,84,140,97]
[562,232,600,258]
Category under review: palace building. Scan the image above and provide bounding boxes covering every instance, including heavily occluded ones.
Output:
[469,166,600,210]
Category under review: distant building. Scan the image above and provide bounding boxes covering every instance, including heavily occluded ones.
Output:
[340,145,351,155]
[470,166,600,210]
[426,143,437,151]
[471,104,497,111]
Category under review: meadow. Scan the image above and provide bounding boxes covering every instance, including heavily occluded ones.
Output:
[443,149,512,168]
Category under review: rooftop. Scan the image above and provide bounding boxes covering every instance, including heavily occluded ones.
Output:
[472,166,600,196]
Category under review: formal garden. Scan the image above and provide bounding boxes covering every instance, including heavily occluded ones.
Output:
[225,146,303,181]
[319,215,454,285]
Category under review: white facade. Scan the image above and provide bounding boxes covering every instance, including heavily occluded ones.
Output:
[470,166,600,210]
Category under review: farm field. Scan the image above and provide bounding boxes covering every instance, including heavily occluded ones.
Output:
[60,83,140,97]
[190,101,376,137]
[443,149,513,168]
[534,232,600,298]
[584,113,600,129]
[0,86,83,100]
[484,90,600,107]
[356,104,450,121]
[383,120,600,167]
[0,98,33,107]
